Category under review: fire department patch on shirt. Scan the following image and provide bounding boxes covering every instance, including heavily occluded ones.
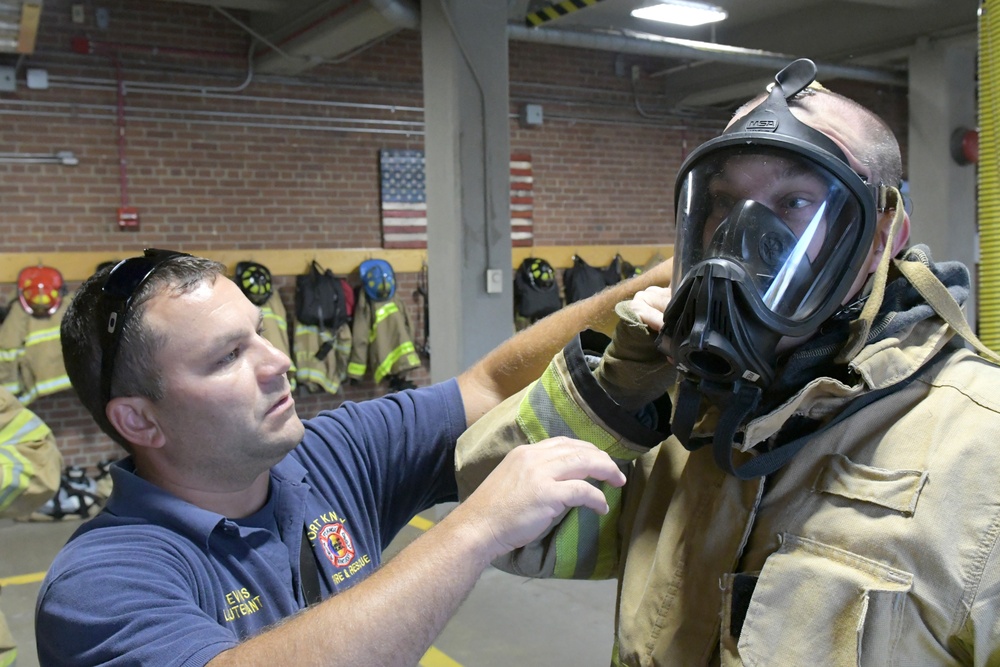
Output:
[318,522,356,568]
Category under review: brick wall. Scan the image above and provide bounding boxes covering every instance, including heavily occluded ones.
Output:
[0,0,908,470]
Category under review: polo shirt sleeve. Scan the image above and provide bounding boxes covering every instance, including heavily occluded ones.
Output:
[297,379,466,548]
[36,526,237,667]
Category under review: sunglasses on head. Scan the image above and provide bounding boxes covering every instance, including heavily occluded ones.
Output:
[99,248,191,404]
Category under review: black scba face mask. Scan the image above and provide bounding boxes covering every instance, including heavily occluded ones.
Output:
[656,59,878,477]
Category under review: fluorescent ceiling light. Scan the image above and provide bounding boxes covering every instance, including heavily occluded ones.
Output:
[632,1,728,27]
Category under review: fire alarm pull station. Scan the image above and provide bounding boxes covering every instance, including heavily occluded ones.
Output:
[117,206,140,231]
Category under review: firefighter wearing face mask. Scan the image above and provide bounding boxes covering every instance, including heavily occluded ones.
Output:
[454,59,1000,665]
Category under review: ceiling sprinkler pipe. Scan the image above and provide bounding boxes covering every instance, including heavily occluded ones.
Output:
[506,24,906,87]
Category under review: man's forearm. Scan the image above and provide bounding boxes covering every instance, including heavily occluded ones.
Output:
[457,257,673,425]
[206,435,625,667]
[207,507,494,667]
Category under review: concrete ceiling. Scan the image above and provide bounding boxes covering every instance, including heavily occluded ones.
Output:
[156,0,979,104]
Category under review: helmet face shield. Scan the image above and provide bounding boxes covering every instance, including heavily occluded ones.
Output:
[674,144,873,334]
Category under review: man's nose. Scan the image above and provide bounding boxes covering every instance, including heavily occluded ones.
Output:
[257,337,292,380]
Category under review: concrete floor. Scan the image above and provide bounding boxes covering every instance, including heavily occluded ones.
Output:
[1,510,618,667]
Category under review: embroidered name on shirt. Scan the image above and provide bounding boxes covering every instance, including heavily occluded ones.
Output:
[223,587,264,622]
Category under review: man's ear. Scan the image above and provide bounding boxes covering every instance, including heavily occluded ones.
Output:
[867,208,911,272]
[106,397,165,450]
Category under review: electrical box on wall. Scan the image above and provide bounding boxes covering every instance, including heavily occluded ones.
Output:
[0,67,16,93]
[520,103,543,128]
[117,207,140,231]
[26,68,48,90]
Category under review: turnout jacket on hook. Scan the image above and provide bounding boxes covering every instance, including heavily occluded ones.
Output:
[455,245,1000,666]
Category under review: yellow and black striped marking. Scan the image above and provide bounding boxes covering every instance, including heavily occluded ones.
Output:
[525,0,606,27]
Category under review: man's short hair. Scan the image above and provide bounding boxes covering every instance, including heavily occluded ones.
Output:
[60,255,226,452]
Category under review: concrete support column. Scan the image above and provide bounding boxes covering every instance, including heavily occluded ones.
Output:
[908,36,978,328]
[421,0,512,382]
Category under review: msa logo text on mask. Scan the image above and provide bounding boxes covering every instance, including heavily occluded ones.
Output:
[747,119,778,131]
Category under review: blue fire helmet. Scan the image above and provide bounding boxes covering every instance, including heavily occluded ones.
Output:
[360,259,396,301]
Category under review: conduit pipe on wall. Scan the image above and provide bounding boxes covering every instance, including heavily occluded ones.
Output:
[979,0,999,348]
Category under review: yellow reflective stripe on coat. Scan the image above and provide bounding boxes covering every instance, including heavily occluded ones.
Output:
[18,375,72,405]
[0,444,34,513]
[369,302,400,343]
[261,308,288,333]
[373,341,417,383]
[0,407,48,512]
[0,408,51,444]
[23,326,61,347]
[514,361,635,580]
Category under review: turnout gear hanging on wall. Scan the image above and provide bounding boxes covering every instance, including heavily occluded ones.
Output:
[562,255,620,304]
[0,385,61,518]
[514,257,562,322]
[0,385,61,665]
[233,261,295,386]
[259,288,298,390]
[294,320,352,395]
[295,261,352,358]
[347,289,421,385]
[0,291,73,404]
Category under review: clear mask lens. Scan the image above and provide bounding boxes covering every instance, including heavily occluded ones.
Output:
[674,146,866,325]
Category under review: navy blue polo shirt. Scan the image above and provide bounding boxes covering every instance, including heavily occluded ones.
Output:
[35,381,465,667]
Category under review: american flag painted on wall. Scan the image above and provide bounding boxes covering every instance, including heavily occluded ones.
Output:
[380,149,534,249]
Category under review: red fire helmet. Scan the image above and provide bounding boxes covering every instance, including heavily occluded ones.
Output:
[18,265,64,317]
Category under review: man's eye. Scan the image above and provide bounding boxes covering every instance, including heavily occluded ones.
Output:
[220,347,241,365]
[783,196,810,210]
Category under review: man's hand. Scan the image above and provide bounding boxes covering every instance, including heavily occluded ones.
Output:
[593,286,676,410]
[453,437,625,560]
[628,285,672,333]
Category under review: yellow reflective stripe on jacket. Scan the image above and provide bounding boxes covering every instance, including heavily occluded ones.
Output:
[515,362,636,580]
[0,444,33,513]
[295,367,340,394]
[369,302,400,343]
[0,409,48,512]
[373,341,417,383]
[19,376,72,405]
[347,362,367,377]
[262,308,288,333]
[24,326,61,347]
[0,408,51,444]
